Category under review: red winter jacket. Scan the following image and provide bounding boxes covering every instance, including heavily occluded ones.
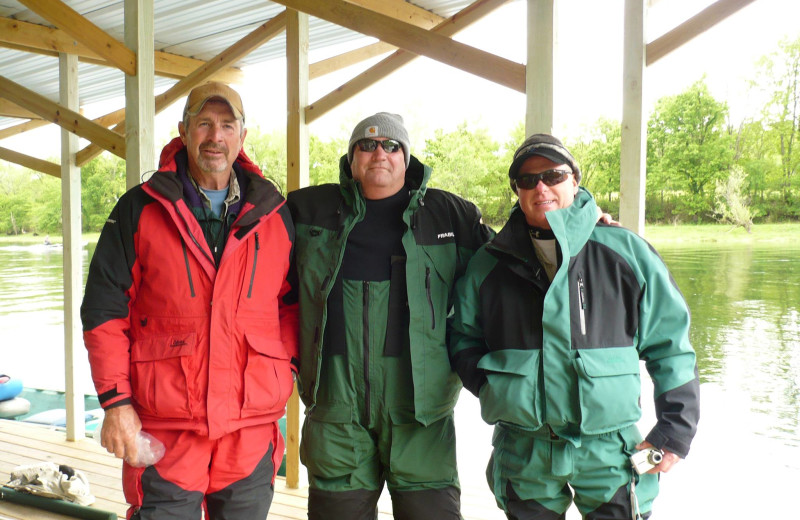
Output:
[81,138,299,439]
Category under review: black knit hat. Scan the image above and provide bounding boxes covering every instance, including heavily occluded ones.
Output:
[508,134,581,190]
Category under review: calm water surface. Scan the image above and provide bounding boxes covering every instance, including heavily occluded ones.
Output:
[1,239,798,518]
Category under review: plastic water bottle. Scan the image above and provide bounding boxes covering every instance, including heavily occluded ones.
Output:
[94,424,165,467]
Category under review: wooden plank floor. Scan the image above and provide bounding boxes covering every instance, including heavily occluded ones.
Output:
[0,419,313,519]
[0,419,502,519]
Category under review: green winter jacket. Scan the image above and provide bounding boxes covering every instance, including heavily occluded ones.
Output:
[287,155,494,426]
[449,188,700,457]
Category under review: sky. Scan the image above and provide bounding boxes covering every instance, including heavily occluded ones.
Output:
[2,0,799,160]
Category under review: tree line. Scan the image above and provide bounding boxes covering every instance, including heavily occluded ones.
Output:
[1,37,798,234]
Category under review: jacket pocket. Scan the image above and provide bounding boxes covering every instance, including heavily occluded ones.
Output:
[130,332,196,419]
[573,347,642,434]
[477,349,542,429]
[241,332,293,418]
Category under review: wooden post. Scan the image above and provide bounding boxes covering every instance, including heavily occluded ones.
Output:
[60,51,85,441]
[124,0,155,189]
[525,0,555,135]
[285,8,309,489]
[620,0,647,236]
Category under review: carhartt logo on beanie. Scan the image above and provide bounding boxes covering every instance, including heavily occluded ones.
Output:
[348,112,411,168]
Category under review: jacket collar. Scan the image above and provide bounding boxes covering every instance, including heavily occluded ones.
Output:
[487,188,599,280]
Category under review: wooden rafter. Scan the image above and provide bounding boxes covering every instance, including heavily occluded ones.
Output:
[0,76,125,159]
[310,41,395,79]
[18,0,136,76]
[0,17,243,83]
[305,0,514,123]
[0,145,60,177]
[272,0,523,93]
[310,0,444,79]
[346,0,443,26]
[646,0,757,65]
[76,11,289,166]
[0,119,50,141]
[155,10,287,112]
[0,98,41,119]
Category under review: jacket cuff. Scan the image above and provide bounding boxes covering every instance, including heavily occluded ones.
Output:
[645,428,691,459]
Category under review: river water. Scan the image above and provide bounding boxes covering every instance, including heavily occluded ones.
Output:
[1,239,798,518]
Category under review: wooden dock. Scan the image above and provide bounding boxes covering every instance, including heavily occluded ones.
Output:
[0,419,503,519]
[0,419,311,519]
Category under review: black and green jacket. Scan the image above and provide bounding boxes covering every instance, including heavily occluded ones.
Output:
[287,154,494,425]
[449,188,700,458]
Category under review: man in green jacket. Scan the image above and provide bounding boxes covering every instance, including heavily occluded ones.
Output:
[287,113,494,519]
[449,134,700,520]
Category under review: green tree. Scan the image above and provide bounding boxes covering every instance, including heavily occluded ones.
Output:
[81,154,126,232]
[754,36,800,202]
[714,165,754,232]
[423,122,514,227]
[568,118,621,201]
[309,134,346,185]
[647,80,734,221]
[244,127,287,194]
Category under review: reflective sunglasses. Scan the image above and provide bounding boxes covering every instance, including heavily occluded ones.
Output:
[513,168,573,190]
[356,138,403,154]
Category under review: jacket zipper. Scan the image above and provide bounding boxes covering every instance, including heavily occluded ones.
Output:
[247,232,260,298]
[181,241,196,297]
[362,281,371,425]
[577,273,587,335]
[425,267,436,329]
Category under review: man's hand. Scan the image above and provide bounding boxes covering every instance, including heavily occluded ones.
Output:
[595,206,621,227]
[99,404,142,465]
[635,441,681,474]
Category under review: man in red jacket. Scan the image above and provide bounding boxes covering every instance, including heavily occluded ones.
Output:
[81,82,299,519]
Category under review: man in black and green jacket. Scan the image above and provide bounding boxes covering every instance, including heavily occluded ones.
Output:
[449,134,700,520]
[287,113,494,519]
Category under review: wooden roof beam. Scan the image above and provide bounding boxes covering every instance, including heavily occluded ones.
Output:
[0,75,125,159]
[18,0,136,76]
[273,0,523,94]
[646,0,757,66]
[0,99,42,119]
[303,0,515,123]
[0,119,50,140]
[0,17,244,83]
[310,0,444,78]
[0,145,60,177]
[155,10,287,112]
[77,11,288,166]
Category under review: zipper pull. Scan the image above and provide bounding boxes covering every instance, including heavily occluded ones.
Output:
[578,274,587,336]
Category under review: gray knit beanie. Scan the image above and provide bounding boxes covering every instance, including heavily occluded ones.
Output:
[348,112,411,168]
[508,134,581,186]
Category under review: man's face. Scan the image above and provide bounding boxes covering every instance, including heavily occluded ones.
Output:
[179,100,246,184]
[350,137,406,200]
[515,155,578,229]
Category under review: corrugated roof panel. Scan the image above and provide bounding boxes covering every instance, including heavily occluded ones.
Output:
[0,0,478,130]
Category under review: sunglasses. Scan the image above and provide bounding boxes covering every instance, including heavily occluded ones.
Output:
[513,169,573,190]
[356,138,403,154]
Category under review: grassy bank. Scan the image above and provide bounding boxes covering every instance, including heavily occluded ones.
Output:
[644,222,800,247]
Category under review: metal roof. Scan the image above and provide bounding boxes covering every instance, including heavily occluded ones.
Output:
[0,0,477,129]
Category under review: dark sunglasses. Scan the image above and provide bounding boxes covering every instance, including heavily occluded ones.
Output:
[356,138,403,154]
[513,168,573,190]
